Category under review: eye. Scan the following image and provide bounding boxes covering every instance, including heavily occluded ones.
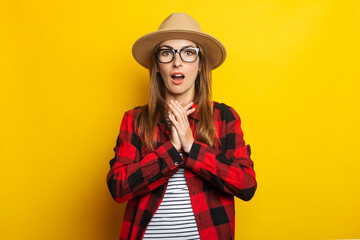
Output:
[184,49,195,56]
[159,49,172,56]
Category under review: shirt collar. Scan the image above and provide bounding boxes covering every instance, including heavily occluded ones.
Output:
[188,101,215,120]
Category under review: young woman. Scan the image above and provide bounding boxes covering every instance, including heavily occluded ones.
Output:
[107,13,257,240]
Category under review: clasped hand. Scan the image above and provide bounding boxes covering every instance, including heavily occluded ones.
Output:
[168,100,195,153]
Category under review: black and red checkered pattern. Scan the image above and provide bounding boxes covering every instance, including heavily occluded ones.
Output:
[107,101,257,240]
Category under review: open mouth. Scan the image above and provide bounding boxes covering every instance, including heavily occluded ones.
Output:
[171,73,185,80]
[170,72,185,85]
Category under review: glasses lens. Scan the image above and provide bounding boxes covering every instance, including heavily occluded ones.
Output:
[157,49,174,63]
[181,48,198,62]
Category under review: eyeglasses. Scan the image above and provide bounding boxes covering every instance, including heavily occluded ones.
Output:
[156,47,200,63]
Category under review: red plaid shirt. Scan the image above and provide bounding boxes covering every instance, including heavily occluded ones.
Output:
[107,101,257,240]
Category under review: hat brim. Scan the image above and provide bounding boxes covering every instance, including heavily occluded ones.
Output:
[132,29,226,70]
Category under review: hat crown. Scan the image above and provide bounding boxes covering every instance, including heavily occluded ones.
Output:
[158,13,202,31]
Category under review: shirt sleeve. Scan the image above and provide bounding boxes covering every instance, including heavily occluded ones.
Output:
[184,106,257,201]
[106,110,184,203]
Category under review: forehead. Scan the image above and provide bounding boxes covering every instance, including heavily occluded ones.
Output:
[159,39,197,48]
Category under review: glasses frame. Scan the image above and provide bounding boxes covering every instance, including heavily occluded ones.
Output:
[156,47,200,63]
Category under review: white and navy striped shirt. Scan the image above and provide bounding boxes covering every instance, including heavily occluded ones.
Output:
[142,114,200,240]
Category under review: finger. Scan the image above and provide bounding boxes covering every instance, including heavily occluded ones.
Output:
[169,101,183,117]
[170,123,179,139]
[171,101,195,124]
[169,101,183,113]
[170,101,187,123]
[187,107,196,116]
[174,100,187,116]
[168,112,180,128]
[176,101,194,121]
[183,101,194,111]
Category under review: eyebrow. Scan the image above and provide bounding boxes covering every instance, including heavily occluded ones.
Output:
[159,44,196,49]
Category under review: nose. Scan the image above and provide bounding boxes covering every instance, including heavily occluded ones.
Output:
[173,52,182,67]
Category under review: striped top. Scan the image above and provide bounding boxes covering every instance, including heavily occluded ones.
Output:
[142,114,200,240]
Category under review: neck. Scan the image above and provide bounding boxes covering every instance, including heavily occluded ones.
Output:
[165,91,195,106]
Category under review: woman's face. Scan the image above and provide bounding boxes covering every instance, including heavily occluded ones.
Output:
[157,39,200,101]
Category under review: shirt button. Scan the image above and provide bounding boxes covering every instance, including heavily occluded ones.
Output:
[174,161,179,166]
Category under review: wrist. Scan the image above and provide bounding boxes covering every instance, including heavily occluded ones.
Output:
[183,140,194,153]
[171,140,181,152]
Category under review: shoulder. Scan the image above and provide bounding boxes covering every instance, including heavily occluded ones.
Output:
[213,101,241,123]
[124,106,142,116]
[122,106,143,123]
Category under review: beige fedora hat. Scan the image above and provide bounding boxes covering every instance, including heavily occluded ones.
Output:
[132,13,226,70]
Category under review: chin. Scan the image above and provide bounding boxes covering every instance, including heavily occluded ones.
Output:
[168,90,185,96]
[165,82,194,98]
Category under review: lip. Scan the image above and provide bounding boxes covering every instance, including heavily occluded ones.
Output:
[171,72,184,77]
[170,72,185,85]
[171,78,184,85]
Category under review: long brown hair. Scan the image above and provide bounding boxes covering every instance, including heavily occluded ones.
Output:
[136,43,216,150]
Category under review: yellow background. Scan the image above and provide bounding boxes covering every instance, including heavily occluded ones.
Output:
[1,0,359,239]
